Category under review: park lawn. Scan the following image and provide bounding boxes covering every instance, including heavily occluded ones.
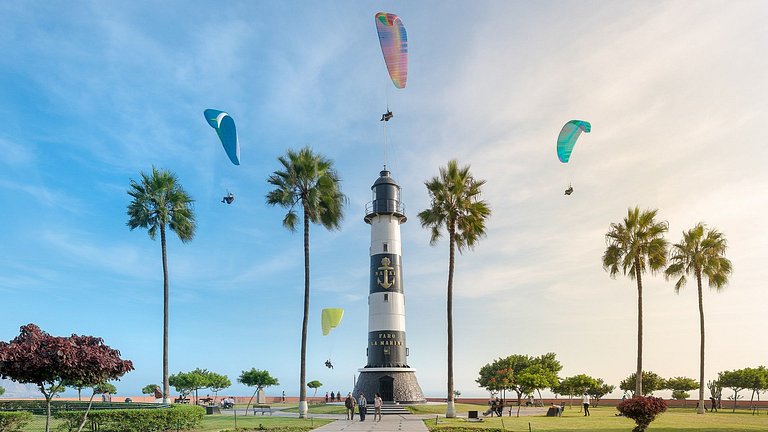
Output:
[407,403,489,415]
[280,403,348,414]
[19,413,331,432]
[424,406,768,432]
[199,414,331,431]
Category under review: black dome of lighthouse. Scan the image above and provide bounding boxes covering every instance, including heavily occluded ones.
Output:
[365,169,406,223]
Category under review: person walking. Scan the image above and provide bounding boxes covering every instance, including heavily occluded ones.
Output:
[582,392,591,416]
[373,392,383,421]
[358,392,368,421]
[344,393,356,420]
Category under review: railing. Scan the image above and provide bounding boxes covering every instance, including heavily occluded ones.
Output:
[365,200,406,215]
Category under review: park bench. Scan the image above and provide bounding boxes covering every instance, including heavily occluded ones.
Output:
[253,404,272,415]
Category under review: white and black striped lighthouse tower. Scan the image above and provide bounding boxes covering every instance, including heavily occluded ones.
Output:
[353,168,425,403]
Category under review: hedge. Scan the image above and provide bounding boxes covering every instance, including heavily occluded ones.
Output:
[54,404,204,432]
[0,411,33,432]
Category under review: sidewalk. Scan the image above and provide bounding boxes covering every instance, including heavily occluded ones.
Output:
[311,415,430,432]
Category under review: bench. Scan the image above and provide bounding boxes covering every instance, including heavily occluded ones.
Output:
[253,404,272,415]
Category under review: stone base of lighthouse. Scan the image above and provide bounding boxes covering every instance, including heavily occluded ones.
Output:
[353,368,425,404]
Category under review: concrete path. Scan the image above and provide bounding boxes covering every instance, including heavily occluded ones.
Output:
[311,414,430,432]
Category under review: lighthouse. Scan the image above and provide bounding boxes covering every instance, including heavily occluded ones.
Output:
[353,168,424,403]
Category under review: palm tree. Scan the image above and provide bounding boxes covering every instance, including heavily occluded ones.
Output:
[127,166,196,403]
[665,223,732,414]
[418,160,491,418]
[602,206,668,396]
[266,147,345,418]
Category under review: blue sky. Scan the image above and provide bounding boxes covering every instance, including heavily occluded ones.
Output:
[1,1,767,399]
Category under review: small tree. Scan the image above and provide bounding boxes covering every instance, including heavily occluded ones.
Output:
[620,371,666,396]
[307,380,322,398]
[61,378,88,401]
[617,396,668,432]
[0,385,4,396]
[169,369,209,404]
[558,375,598,408]
[666,377,698,407]
[587,379,615,407]
[207,372,231,403]
[719,369,748,412]
[94,382,117,397]
[0,324,133,432]
[238,369,279,415]
[142,384,161,397]
[476,358,515,402]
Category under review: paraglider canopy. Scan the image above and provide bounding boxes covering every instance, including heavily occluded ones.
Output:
[321,308,344,336]
[557,120,591,163]
[204,109,240,165]
[375,12,408,89]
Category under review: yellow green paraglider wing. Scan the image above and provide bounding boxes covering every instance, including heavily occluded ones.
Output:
[321,308,344,336]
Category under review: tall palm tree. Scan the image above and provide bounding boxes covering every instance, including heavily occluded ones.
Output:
[266,147,345,418]
[418,160,491,418]
[602,206,668,396]
[665,223,732,414]
[127,166,196,403]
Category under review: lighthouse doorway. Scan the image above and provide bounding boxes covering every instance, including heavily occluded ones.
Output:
[379,376,394,402]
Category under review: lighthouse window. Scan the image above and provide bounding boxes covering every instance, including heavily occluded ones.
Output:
[383,243,388,252]
[384,294,389,302]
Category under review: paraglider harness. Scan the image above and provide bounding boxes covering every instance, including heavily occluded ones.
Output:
[324,359,334,369]
[222,192,235,204]
[564,185,573,195]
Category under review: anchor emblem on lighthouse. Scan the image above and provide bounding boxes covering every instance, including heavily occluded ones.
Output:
[377,257,395,289]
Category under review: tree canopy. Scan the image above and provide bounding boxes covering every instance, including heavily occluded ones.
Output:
[142,384,160,395]
[238,369,279,390]
[477,353,561,415]
[620,371,666,396]
[0,324,133,432]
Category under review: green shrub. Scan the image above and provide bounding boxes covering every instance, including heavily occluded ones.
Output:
[54,405,204,432]
[617,396,668,432]
[0,411,33,432]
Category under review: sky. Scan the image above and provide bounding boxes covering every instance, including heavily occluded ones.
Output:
[1,1,767,400]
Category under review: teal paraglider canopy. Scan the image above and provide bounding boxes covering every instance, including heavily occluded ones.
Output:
[204,109,240,165]
[557,120,591,163]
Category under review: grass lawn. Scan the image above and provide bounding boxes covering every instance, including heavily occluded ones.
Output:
[423,406,768,432]
[280,403,348,415]
[20,413,331,432]
[199,415,331,431]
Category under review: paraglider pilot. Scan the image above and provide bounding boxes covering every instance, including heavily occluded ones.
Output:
[380,111,393,122]
[325,360,334,369]
[564,186,573,195]
[222,192,235,204]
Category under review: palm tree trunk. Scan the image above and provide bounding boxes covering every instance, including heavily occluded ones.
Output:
[446,222,456,418]
[298,203,310,418]
[697,270,705,414]
[161,224,170,404]
[635,260,643,396]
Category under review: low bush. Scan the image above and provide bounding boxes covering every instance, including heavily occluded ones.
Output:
[0,411,33,432]
[617,395,668,432]
[54,404,204,432]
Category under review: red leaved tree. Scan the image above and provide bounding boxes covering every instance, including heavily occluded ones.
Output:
[617,395,668,432]
[0,324,134,432]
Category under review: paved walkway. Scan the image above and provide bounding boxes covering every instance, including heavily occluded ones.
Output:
[311,414,430,432]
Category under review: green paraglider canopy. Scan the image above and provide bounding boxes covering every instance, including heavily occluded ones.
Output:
[557,120,591,163]
[321,308,344,336]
